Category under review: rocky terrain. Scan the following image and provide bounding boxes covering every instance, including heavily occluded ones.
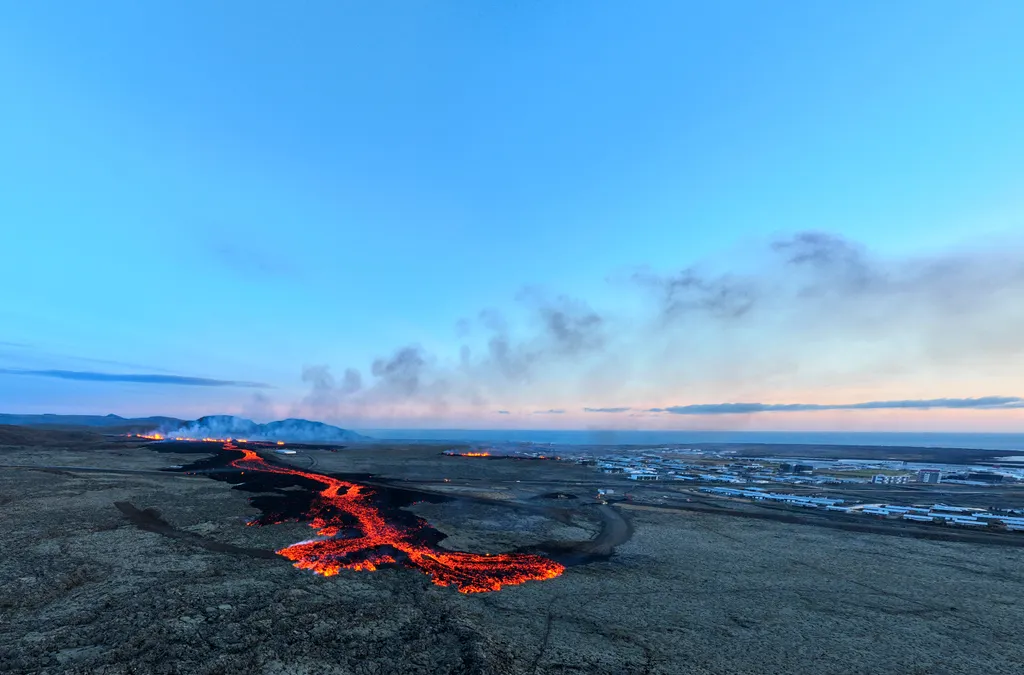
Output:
[2,429,1023,674]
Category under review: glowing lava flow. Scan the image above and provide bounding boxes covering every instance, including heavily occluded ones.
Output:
[223,443,565,593]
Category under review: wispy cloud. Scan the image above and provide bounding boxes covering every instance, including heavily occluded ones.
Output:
[650,397,1024,415]
[533,409,566,414]
[0,368,269,388]
[288,231,1024,423]
[495,410,510,414]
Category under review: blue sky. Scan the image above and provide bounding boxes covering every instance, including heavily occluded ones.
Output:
[1,2,1022,430]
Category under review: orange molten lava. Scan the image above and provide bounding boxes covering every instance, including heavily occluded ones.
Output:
[169,436,240,443]
[223,442,564,593]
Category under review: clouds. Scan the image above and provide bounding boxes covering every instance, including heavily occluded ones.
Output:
[469,294,606,384]
[18,230,1009,427]
[632,268,757,321]
[534,294,605,355]
[629,230,1024,359]
[772,231,1024,314]
[370,347,428,397]
[633,231,1024,395]
[241,391,277,421]
[300,365,361,417]
[288,231,1024,425]
[773,231,873,285]
[292,292,610,420]
[650,397,1024,415]
[0,368,269,388]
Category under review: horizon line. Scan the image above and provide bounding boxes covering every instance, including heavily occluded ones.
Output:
[3,412,1024,435]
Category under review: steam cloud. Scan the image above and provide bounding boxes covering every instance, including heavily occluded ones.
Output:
[291,232,1024,421]
[161,415,364,442]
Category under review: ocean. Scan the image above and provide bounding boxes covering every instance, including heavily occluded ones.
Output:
[356,429,1024,451]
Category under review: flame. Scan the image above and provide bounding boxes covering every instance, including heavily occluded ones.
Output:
[166,436,237,443]
[132,433,165,441]
[221,442,564,593]
[131,434,295,446]
[459,452,491,457]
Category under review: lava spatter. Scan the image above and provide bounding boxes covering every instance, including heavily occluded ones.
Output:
[221,442,564,593]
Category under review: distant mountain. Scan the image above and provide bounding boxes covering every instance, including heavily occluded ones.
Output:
[188,415,261,437]
[262,418,367,442]
[0,413,186,429]
[162,415,368,442]
[0,413,368,442]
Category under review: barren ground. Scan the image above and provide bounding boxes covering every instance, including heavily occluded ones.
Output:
[1,433,1022,674]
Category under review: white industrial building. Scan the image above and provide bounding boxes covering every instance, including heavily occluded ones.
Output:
[628,472,660,481]
[872,474,910,485]
[697,490,1024,533]
[700,487,844,508]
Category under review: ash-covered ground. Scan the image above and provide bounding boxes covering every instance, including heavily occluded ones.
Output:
[2,428,1023,674]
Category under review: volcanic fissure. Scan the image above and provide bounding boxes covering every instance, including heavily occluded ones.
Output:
[161,441,566,593]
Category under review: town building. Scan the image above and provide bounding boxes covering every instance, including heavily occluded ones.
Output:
[872,474,909,485]
[918,469,942,484]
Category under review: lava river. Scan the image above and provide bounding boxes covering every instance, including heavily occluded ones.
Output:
[223,442,565,593]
